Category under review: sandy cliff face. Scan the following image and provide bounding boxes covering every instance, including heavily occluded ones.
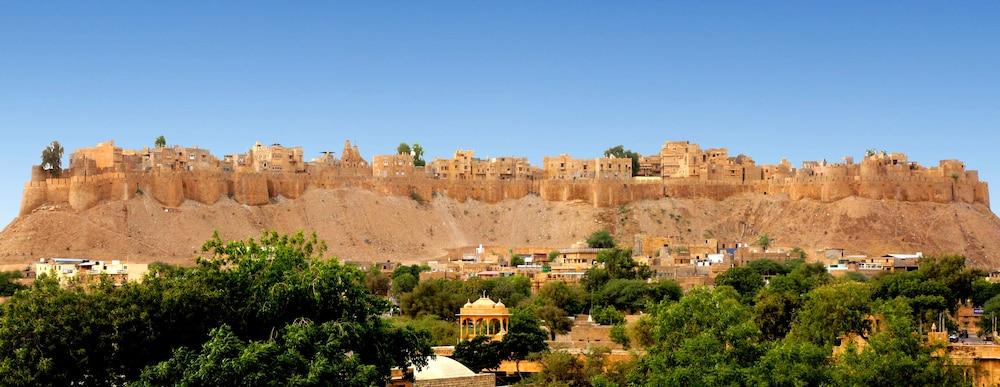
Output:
[1,188,999,268]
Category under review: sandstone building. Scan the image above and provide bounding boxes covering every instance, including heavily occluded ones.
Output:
[373,153,415,178]
[430,150,533,180]
[542,154,632,180]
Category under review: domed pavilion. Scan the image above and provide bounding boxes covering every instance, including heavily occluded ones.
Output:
[457,295,511,342]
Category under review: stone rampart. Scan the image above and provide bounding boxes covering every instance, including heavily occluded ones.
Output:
[16,169,991,215]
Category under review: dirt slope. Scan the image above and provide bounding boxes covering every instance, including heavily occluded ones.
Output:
[1,188,998,268]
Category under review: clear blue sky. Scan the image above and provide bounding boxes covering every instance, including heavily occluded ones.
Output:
[1,2,998,224]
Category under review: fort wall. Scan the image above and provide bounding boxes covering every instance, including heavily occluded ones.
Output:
[18,168,991,215]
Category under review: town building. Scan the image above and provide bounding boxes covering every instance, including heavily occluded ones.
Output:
[542,154,632,180]
[430,150,532,180]
[551,242,604,270]
[32,258,141,285]
[239,142,306,173]
[69,141,142,174]
[373,153,415,178]
[142,145,219,172]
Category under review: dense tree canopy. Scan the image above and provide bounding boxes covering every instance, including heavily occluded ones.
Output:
[535,281,587,315]
[399,276,531,321]
[364,265,391,296]
[715,266,766,302]
[0,231,981,387]
[0,231,431,386]
[638,287,763,385]
[586,230,616,249]
[0,270,25,296]
[790,281,873,347]
[452,335,503,373]
[501,307,548,375]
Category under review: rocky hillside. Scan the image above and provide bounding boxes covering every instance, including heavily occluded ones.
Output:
[1,188,999,268]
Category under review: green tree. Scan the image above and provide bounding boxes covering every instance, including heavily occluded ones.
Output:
[390,264,430,296]
[638,287,763,385]
[537,304,574,340]
[830,297,965,386]
[768,261,831,296]
[627,315,656,349]
[582,266,611,293]
[391,315,458,346]
[140,320,429,386]
[752,261,832,343]
[790,281,873,347]
[535,281,587,315]
[0,231,432,385]
[501,307,548,377]
[392,273,419,296]
[757,233,772,252]
[510,255,525,267]
[528,349,619,386]
[715,266,766,302]
[364,265,391,296]
[586,230,616,249]
[466,275,532,308]
[396,143,411,155]
[973,278,1000,307]
[452,335,504,373]
[399,279,467,320]
[790,246,807,260]
[412,143,426,166]
[871,255,979,329]
[591,305,625,325]
[745,259,790,277]
[651,279,683,303]
[753,289,800,342]
[392,263,430,280]
[0,270,26,296]
[529,350,589,386]
[979,294,1000,334]
[597,248,651,281]
[610,323,630,349]
[154,135,166,148]
[40,140,64,176]
[913,255,981,308]
[749,338,832,386]
[594,279,653,313]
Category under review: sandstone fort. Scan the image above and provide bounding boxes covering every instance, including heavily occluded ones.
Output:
[20,139,990,215]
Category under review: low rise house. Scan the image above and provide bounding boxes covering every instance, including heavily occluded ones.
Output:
[551,242,604,270]
[33,258,139,285]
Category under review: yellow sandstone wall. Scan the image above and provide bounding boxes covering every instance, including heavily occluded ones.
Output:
[16,169,992,215]
[232,173,269,205]
[182,172,224,205]
[151,174,185,207]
